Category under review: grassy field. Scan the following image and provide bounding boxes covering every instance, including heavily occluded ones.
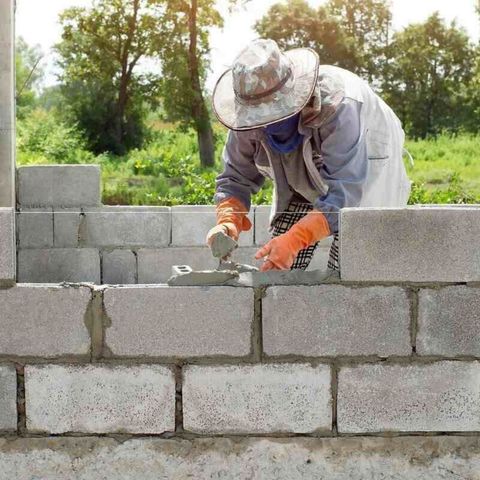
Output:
[16,114,480,205]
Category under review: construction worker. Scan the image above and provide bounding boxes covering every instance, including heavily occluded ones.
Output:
[207,39,411,272]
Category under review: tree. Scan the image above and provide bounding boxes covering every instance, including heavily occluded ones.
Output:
[326,0,392,82]
[156,0,222,168]
[383,13,476,138]
[255,0,392,83]
[56,0,163,155]
[15,37,44,118]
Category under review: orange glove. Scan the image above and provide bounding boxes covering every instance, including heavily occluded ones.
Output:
[206,197,252,245]
[255,211,331,271]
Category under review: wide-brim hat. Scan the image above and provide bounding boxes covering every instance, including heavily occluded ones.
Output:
[212,39,319,131]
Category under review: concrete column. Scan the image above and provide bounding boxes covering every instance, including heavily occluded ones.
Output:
[0,0,15,208]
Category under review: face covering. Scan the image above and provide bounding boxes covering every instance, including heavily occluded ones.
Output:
[265,113,303,154]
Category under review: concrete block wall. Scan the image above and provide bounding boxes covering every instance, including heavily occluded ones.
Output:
[1,281,480,440]
[4,165,480,475]
[15,165,332,284]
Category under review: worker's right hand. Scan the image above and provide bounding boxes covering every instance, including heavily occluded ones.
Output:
[205,197,252,247]
[206,223,239,246]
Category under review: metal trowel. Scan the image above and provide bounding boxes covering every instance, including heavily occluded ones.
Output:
[209,230,239,269]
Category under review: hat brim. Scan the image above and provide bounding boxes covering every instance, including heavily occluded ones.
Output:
[212,48,319,131]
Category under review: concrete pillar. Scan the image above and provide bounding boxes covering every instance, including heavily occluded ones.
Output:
[0,0,15,208]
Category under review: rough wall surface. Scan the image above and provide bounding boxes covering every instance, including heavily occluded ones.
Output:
[1,436,480,480]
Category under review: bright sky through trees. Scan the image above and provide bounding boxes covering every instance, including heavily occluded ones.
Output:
[16,0,480,90]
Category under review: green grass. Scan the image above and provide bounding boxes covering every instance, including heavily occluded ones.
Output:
[16,115,480,205]
[405,135,480,204]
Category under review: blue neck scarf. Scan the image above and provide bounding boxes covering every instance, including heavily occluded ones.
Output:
[265,113,303,154]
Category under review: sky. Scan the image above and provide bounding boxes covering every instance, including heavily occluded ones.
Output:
[15,0,480,91]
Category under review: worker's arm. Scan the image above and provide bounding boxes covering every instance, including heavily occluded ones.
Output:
[313,98,368,233]
[214,130,266,211]
[207,130,266,245]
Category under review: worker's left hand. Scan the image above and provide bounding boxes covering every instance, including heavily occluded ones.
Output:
[255,233,301,271]
[255,211,331,272]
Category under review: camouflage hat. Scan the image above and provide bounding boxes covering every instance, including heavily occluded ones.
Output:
[212,39,319,131]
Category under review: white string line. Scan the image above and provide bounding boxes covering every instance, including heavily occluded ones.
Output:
[13,208,479,215]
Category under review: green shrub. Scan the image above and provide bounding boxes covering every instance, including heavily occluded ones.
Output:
[17,109,95,164]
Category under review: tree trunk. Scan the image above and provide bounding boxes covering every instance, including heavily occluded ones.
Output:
[187,0,215,168]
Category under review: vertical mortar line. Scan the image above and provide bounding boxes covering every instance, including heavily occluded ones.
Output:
[410,287,419,355]
[133,249,139,284]
[87,288,106,362]
[174,364,184,433]
[331,362,338,436]
[99,250,104,285]
[252,287,264,362]
[51,207,55,247]
[15,363,26,435]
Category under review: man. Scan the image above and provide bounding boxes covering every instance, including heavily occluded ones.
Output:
[207,39,411,272]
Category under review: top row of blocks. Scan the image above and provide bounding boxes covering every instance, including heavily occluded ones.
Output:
[17,165,102,208]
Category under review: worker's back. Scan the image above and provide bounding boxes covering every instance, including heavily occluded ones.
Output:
[317,65,411,208]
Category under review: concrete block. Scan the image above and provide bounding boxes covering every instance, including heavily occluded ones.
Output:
[0,208,14,283]
[183,363,331,434]
[17,165,101,208]
[0,285,91,357]
[25,364,175,434]
[18,248,100,283]
[340,206,480,282]
[137,248,215,283]
[417,286,480,356]
[137,247,262,284]
[338,361,480,433]
[0,364,16,431]
[16,209,53,248]
[263,285,411,357]
[2,436,480,479]
[171,206,254,247]
[53,208,81,247]
[104,286,253,357]
[254,205,272,246]
[80,207,171,247]
[102,249,137,284]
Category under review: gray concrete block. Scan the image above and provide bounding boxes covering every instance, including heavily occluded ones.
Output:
[2,436,480,479]
[171,205,254,247]
[53,208,81,247]
[263,285,411,357]
[0,285,91,357]
[338,361,480,433]
[183,364,331,434]
[137,247,262,284]
[137,247,215,283]
[254,205,272,246]
[0,364,16,431]
[17,165,101,208]
[340,206,480,282]
[80,207,171,247]
[102,249,136,284]
[0,208,15,283]
[18,248,100,283]
[104,286,254,358]
[16,209,53,248]
[417,286,480,356]
[25,364,175,434]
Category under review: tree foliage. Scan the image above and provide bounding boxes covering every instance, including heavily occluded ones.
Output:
[56,0,163,155]
[383,13,476,138]
[155,0,223,167]
[16,37,44,118]
[255,0,391,82]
